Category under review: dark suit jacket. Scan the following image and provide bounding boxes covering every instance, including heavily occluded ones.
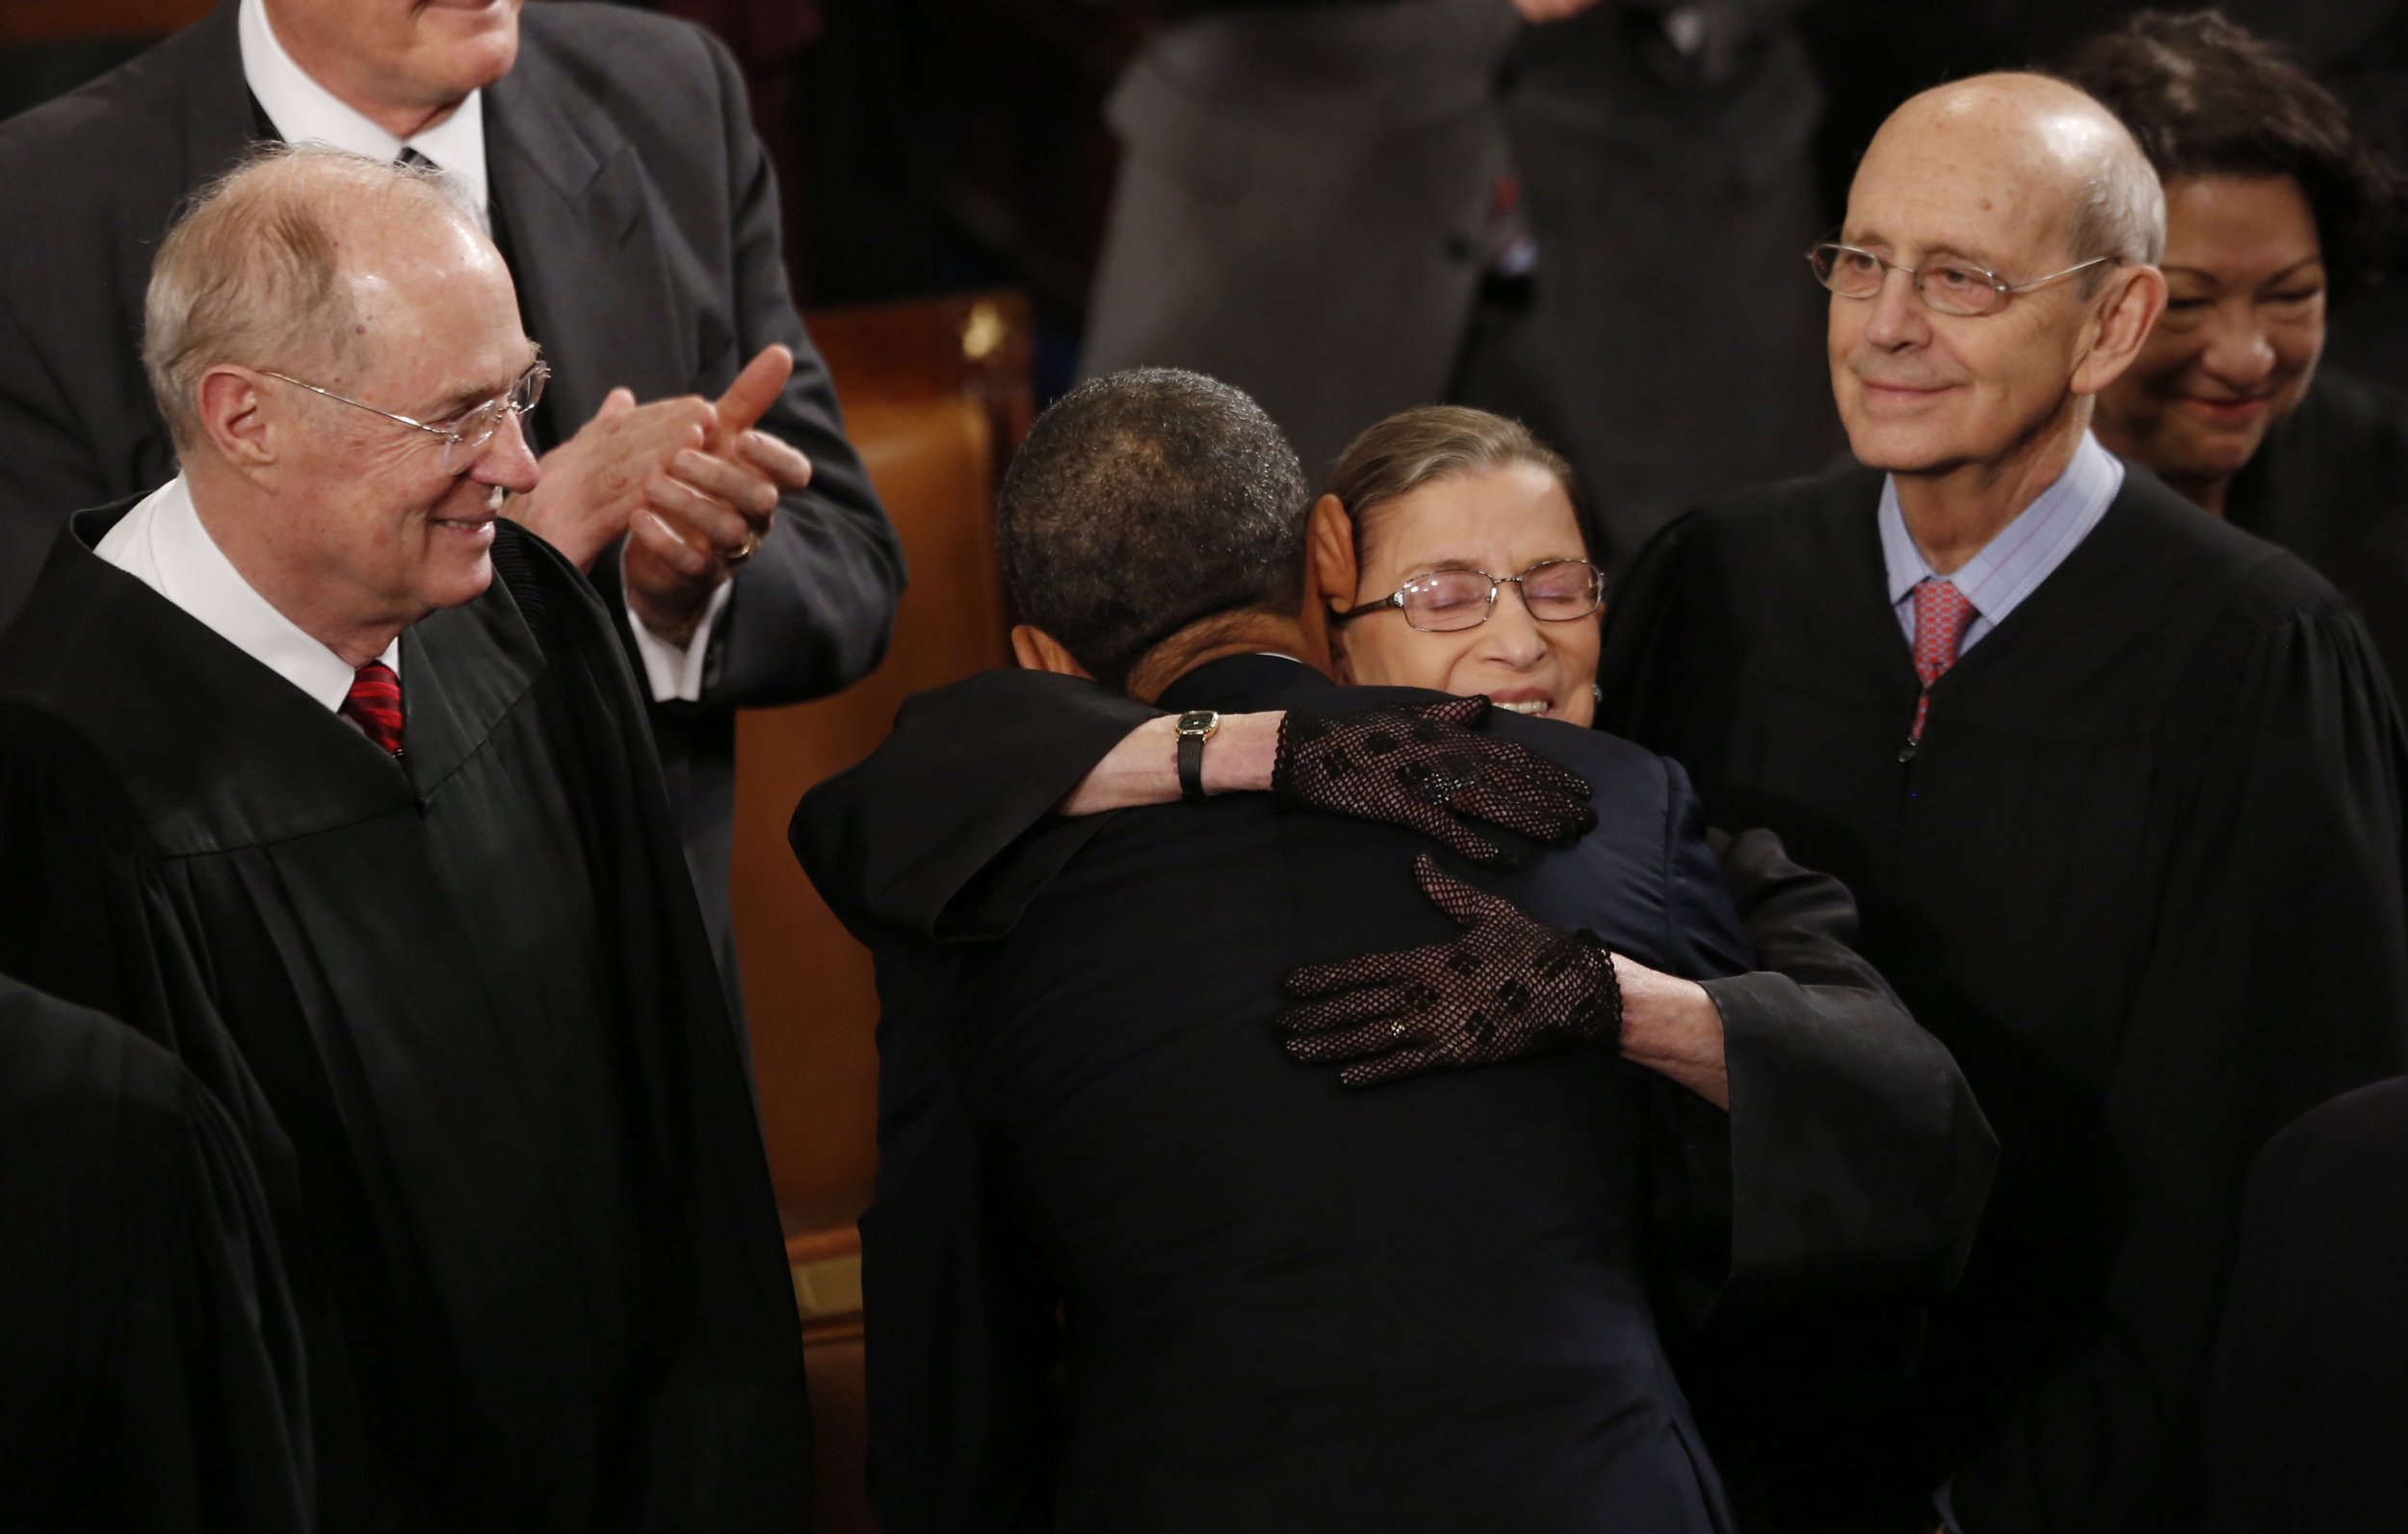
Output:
[1081,0,1838,562]
[798,655,1756,1532]
[0,1,905,982]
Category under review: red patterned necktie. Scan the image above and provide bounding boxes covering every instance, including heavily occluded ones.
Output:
[342,660,405,757]
[1906,578,1976,752]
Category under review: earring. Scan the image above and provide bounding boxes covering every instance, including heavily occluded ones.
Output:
[1591,682,1604,702]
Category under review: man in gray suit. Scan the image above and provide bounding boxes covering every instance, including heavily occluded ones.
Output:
[0,0,905,1001]
[1084,0,1840,566]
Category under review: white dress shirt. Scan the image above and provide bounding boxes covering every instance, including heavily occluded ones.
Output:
[95,476,400,714]
[237,0,730,702]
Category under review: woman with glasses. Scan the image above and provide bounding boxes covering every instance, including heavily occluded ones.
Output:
[2062,12,2408,690]
[1308,407,1606,726]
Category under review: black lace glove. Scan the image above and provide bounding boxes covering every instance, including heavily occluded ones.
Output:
[1278,853,1624,1088]
[1269,695,1596,865]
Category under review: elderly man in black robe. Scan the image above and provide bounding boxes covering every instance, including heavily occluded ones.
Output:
[1595,72,2408,1534]
[0,146,808,1530]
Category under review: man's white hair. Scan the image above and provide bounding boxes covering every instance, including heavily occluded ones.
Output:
[142,143,477,453]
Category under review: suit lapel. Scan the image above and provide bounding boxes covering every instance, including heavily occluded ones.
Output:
[174,3,266,195]
[481,34,689,433]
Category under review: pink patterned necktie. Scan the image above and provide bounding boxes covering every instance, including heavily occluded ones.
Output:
[342,661,405,757]
[1906,578,1976,751]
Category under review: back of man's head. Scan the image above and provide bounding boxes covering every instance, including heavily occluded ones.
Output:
[996,368,1309,690]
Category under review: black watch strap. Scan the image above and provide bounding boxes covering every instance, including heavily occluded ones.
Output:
[1175,709,1218,802]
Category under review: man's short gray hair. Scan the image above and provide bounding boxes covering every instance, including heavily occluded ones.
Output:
[142,143,475,453]
[2066,96,2169,272]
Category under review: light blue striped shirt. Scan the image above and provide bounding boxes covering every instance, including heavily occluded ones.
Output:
[1878,431,2125,654]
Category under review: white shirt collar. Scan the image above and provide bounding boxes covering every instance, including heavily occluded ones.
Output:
[94,476,400,713]
[238,0,490,230]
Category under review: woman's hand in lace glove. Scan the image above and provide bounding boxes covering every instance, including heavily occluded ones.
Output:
[1270,695,1596,865]
[1278,854,1624,1087]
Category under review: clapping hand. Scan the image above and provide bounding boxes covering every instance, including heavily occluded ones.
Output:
[511,344,814,644]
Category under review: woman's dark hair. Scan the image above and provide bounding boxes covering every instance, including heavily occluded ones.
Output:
[2061,10,2405,291]
[1322,406,1581,562]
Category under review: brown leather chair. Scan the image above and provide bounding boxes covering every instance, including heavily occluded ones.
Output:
[732,291,1034,1534]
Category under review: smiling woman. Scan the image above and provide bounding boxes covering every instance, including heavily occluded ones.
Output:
[1311,406,1604,727]
[2066,12,2408,690]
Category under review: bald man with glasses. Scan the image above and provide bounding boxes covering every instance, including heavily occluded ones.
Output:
[1595,72,2408,1534]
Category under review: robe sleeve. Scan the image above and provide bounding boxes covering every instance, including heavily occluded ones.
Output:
[1704,827,1996,1308]
[491,527,818,1522]
[791,668,1161,940]
[2204,1075,2408,1534]
[1648,804,1998,1322]
[0,704,289,1167]
[860,944,1064,1534]
[0,974,311,1534]
[1950,586,2408,1533]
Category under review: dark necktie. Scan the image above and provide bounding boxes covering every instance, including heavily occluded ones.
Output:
[397,146,434,170]
[342,661,405,757]
[1905,578,1976,751]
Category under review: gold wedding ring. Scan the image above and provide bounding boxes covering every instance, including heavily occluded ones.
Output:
[724,529,762,566]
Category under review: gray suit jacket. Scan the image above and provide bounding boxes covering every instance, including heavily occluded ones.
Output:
[0,1,905,991]
[1081,0,1838,565]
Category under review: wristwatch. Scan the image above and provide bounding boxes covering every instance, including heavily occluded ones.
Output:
[1175,709,1220,802]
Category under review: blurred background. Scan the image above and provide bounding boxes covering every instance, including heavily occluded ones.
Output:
[10,2,2404,404]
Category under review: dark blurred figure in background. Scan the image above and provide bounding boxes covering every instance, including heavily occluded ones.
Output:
[2064,11,2408,694]
[2206,1072,2408,1534]
[0,971,309,1534]
[1078,0,1841,568]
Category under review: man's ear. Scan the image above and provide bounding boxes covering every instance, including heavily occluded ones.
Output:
[195,365,277,470]
[2071,263,2168,399]
[1010,624,1092,678]
[1306,493,1359,615]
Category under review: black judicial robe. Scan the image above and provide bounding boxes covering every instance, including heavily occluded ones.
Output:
[0,507,811,1532]
[0,972,309,1534]
[2206,1074,2408,1534]
[1597,460,2408,1534]
[2227,365,2408,695]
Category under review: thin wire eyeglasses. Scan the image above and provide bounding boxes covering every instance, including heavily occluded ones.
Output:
[1334,559,1607,634]
[260,360,550,474]
[1807,242,2113,318]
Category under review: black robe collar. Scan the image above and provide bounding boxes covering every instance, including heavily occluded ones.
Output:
[1780,459,2264,719]
[0,499,539,855]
